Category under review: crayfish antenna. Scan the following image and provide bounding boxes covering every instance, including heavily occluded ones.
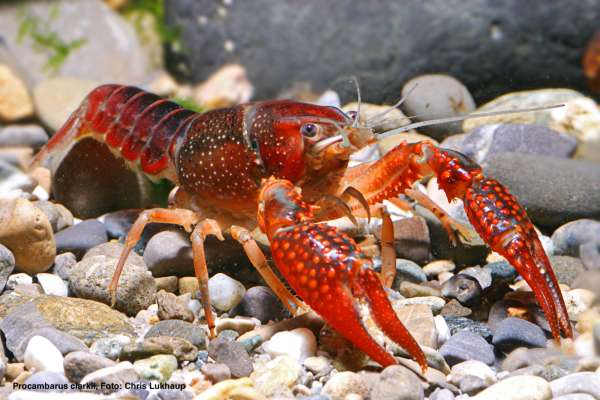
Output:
[463,177,573,340]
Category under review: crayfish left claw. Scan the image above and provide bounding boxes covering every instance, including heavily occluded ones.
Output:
[464,178,573,341]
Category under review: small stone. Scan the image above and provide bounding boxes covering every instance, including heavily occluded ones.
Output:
[6,272,31,289]
[303,356,332,376]
[178,277,199,298]
[0,160,37,196]
[63,351,116,383]
[393,303,437,348]
[370,364,424,400]
[80,361,139,394]
[120,335,197,363]
[262,328,317,362]
[322,371,372,400]
[194,377,263,400]
[200,363,231,383]
[449,360,497,386]
[423,260,455,278]
[550,372,600,399]
[439,331,495,366]
[230,285,289,323]
[208,337,253,378]
[435,315,451,346]
[55,220,108,259]
[24,371,69,391]
[430,388,455,400]
[460,266,492,290]
[193,64,253,109]
[567,289,595,320]
[472,375,551,400]
[90,335,131,361]
[484,261,517,285]
[0,198,55,274]
[52,252,77,281]
[69,242,156,316]
[32,201,74,233]
[444,317,493,341]
[441,299,472,317]
[0,124,47,149]
[441,274,482,305]
[550,256,586,286]
[33,77,99,131]
[144,230,194,277]
[100,209,141,240]
[399,281,441,298]
[155,276,178,294]
[23,336,64,374]
[0,244,15,292]
[394,296,446,315]
[208,273,245,312]
[133,354,178,382]
[401,74,475,140]
[250,355,301,397]
[394,259,427,286]
[552,219,600,259]
[492,317,547,352]
[0,65,33,122]
[156,290,194,322]
[35,273,68,296]
[146,320,206,349]
[374,216,431,263]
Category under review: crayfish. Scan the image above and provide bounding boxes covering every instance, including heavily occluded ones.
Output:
[31,84,572,371]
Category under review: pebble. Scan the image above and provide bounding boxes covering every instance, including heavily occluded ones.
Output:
[23,371,69,390]
[262,328,317,362]
[484,261,518,285]
[550,372,600,399]
[201,363,231,383]
[444,317,493,341]
[250,355,301,397]
[69,243,156,316]
[457,123,577,164]
[430,388,456,400]
[193,377,263,400]
[178,277,199,298]
[52,252,77,281]
[80,361,139,394]
[400,281,442,298]
[0,198,55,274]
[0,124,47,149]
[100,209,141,239]
[32,201,74,233]
[393,303,438,348]
[133,354,178,382]
[394,296,446,315]
[552,219,600,261]
[321,371,372,400]
[6,272,32,289]
[460,266,492,290]
[439,331,495,366]
[156,290,194,322]
[423,260,455,278]
[55,220,108,259]
[374,216,431,263]
[441,299,472,317]
[393,258,428,286]
[492,317,547,352]
[401,74,475,140]
[0,65,33,122]
[35,273,68,296]
[120,336,198,363]
[449,360,497,387]
[146,320,206,349]
[550,256,586,286]
[63,351,116,383]
[208,273,246,312]
[441,274,483,305]
[208,336,253,378]
[193,64,254,109]
[230,285,289,323]
[303,356,332,376]
[435,315,451,346]
[155,276,179,294]
[370,364,424,400]
[90,335,131,361]
[484,153,600,229]
[23,336,64,374]
[471,375,551,400]
[0,159,37,196]
[0,244,15,292]
[144,230,194,277]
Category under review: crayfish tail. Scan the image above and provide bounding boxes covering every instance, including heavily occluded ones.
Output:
[358,266,428,371]
[464,177,572,341]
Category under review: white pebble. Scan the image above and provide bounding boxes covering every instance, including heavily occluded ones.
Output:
[208,273,245,312]
[262,328,317,362]
[24,336,64,374]
[36,273,68,296]
[472,375,551,400]
[32,185,49,201]
[434,315,451,346]
[187,299,202,316]
[449,360,497,386]
[7,273,32,289]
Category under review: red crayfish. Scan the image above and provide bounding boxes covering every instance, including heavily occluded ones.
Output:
[32,84,572,371]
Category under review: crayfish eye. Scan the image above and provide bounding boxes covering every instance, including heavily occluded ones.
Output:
[300,123,318,137]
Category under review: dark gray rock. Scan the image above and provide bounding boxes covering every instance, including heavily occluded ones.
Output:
[101,209,142,240]
[484,153,600,229]
[492,317,547,352]
[24,371,69,391]
[0,244,15,293]
[393,259,427,285]
[64,351,116,383]
[400,74,475,140]
[165,0,600,105]
[230,286,289,324]
[0,125,48,149]
[439,331,495,366]
[552,219,600,269]
[145,320,206,349]
[484,261,517,285]
[460,266,492,290]
[444,316,493,342]
[55,220,108,259]
[208,336,253,378]
[456,124,577,164]
[487,299,522,332]
[441,274,482,306]
[52,252,77,281]
[549,256,586,286]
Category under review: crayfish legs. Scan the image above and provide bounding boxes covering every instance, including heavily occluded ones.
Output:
[341,140,573,341]
[258,178,427,370]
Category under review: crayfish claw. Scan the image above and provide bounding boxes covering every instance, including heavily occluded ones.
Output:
[464,178,573,341]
